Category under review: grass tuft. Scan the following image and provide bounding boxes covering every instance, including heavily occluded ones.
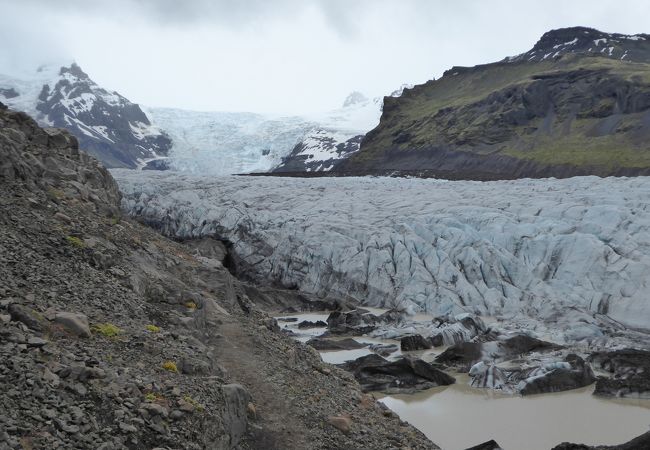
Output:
[162,361,178,373]
[92,323,122,337]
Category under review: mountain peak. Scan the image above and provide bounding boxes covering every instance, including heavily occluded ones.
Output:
[59,62,89,80]
[343,91,368,108]
[509,26,650,63]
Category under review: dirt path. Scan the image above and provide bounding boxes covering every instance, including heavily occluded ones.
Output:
[215,316,310,449]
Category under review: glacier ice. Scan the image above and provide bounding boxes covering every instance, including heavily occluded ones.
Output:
[113,172,650,334]
[146,94,383,175]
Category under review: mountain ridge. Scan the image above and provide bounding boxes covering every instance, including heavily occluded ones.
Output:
[0,63,172,169]
[338,26,650,179]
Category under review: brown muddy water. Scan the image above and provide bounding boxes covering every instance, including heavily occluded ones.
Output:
[378,375,650,450]
[277,312,650,449]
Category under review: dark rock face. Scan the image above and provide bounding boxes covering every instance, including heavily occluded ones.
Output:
[590,349,650,398]
[400,334,432,351]
[339,27,650,180]
[273,130,364,173]
[515,27,650,63]
[306,338,367,351]
[339,355,455,393]
[0,108,121,214]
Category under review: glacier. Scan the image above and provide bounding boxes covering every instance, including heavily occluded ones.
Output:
[114,172,650,335]
[146,92,384,175]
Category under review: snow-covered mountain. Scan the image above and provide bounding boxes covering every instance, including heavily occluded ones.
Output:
[271,88,413,173]
[0,62,412,174]
[0,64,171,169]
[148,88,414,175]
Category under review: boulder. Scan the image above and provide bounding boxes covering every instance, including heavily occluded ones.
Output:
[8,303,44,332]
[54,312,91,337]
[327,415,352,434]
[339,354,455,393]
[219,384,251,448]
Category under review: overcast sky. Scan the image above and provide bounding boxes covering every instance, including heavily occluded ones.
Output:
[1,0,649,114]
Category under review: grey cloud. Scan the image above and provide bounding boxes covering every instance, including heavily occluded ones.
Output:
[17,0,368,37]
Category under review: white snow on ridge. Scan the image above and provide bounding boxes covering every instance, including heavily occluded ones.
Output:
[294,128,361,163]
[114,173,650,335]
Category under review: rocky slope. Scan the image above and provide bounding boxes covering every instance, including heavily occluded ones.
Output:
[0,64,171,169]
[338,27,650,179]
[0,102,437,449]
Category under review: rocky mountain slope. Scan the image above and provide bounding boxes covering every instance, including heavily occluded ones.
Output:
[338,27,650,179]
[0,64,171,169]
[0,102,436,449]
